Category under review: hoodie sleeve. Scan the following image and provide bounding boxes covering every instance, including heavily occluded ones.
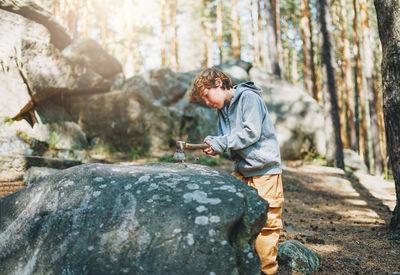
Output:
[204,92,263,153]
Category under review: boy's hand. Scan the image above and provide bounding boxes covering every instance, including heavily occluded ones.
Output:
[203,140,218,156]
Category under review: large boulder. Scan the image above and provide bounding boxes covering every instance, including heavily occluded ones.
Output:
[250,67,328,160]
[0,9,110,124]
[61,82,178,156]
[62,38,123,78]
[0,0,72,50]
[0,163,268,275]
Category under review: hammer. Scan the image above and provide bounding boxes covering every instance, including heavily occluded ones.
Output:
[173,141,209,162]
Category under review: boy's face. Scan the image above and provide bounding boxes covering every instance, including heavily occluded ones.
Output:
[200,78,226,109]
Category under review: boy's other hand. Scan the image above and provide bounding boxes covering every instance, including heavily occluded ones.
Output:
[203,140,218,156]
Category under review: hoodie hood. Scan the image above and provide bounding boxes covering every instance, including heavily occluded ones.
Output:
[230,81,263,106]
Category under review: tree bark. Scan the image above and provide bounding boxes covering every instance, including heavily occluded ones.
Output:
[374,0,400,233]
[360,0,383,174]
[257,0,265,66]
[231,0,241,59]
[161,0,167,67]
[300,0,316,98]
[353,0,367,163]
[264,0,281,76]
[169,0,179,71]
[249,0,257,64]
[216,0,223,63]
[317,0,345,169]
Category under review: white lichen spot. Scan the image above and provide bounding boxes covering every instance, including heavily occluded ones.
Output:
[136,190,142,194]
[136,175,151,184]
[140,208,145,213]
[236,192,244,198]
[203,181,211,185]
[183,190,221,205]
[111,180,116,184]
[146,199,153,203]
[221,240,228,245]
[173,228,182,234]
[121,268,130,273]
[210,216,221,223]
[100,223,104,228]
[88,246,94,251]
[93,191,101,197]
[218,185,237,193]
[247,252,254,259]
[99,184,107,189]
[64,180,74,187]
[209,229,216,237]
[111,168,122,172]
[186,183,199,190]
[195,216,209,225]
[124,184,132,190]
[185,233,194,245]
[84,186,90,191]
[94,177,104,182]
[196,205,208,213]
[210,238,215,243]
[148,183,158,191]
[210,272,216,275]
[152,194,160,200]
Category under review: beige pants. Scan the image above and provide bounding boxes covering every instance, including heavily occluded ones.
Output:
[232,172,284,275]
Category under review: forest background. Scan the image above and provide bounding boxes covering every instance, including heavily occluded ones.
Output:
[37,0,387,179]
[29,0,400,233]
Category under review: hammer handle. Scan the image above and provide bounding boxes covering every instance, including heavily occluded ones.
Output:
[185,143,209,150]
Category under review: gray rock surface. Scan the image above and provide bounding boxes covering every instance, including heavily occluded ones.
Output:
[0,163,268,275]
[277,240,320,275]
[62,38,123,78]
[23,166,59,186]
[0,0,72,50]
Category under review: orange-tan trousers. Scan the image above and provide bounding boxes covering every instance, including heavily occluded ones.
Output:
[232,172,284,275]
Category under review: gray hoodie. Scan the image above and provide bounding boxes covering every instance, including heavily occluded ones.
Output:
[204,82,282,177]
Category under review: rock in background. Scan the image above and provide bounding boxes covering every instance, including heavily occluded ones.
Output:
[0,163,268,275]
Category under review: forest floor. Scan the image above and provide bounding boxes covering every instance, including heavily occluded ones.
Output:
[1,153,399,274]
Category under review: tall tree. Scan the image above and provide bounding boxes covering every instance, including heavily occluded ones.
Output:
[300,0,317,98]
[257,0,265,66]
[360,0,383,174]
[216,0,223,63]
[231,0,241,59]
[249,0,257,64]
[161,0,167,66]
[374,0,400,233]
[264,0,281,76]
[317,0,345,169]
[169,0,179,71]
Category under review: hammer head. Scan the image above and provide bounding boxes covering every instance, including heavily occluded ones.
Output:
[173,141,186,161]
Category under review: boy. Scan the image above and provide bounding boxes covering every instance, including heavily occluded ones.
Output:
[189,68,284,275]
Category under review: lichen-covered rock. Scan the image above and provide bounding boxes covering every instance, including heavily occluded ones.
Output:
[0,163,268,275]
[277,240,320,275]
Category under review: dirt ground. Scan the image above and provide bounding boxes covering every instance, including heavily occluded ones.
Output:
[1,155,399,274]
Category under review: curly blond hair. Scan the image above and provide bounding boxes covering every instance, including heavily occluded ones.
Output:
[189,68,233,102]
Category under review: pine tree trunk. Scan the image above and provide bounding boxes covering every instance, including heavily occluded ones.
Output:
[374,0,400,233]
[360,0,383,174]
[169,0,179,71]
[217,0,223,63]
[231,0,241,59]
[317,0,345,169]
[250,0,257,64]
[264,0,281,76]
[201,0,208,67]
[257,0,265,66]
[339,0,357,150]
[161,0,167,66]
[353,0,367,163]
[300,0,314,96]
[273,0,283,72]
